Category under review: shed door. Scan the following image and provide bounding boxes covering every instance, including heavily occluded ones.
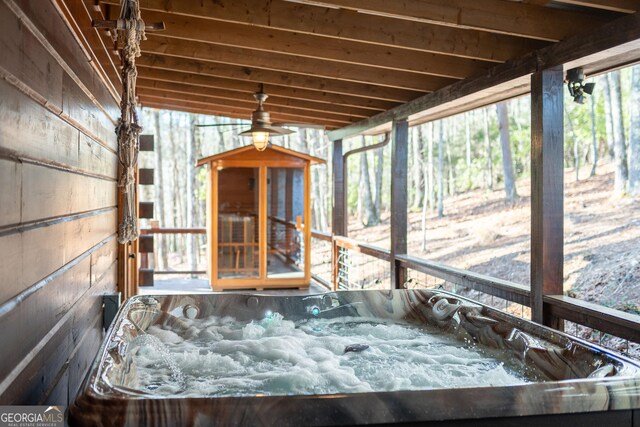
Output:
[217,167,260,279]
[266,167,305,279]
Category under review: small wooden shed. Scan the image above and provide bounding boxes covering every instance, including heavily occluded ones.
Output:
[197,145,325,290]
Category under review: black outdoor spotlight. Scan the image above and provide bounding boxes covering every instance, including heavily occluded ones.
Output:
[566,67,595,104]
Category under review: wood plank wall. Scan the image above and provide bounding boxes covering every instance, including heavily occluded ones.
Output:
[0,0,119,406]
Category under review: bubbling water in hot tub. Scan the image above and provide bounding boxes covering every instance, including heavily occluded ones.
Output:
[128,312,539,397]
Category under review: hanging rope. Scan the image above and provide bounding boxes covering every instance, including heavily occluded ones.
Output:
[115,0,146,243]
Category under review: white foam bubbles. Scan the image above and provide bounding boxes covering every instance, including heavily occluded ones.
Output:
[125,314,533,397]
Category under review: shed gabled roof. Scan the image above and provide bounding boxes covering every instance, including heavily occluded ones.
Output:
[196,144,326,167]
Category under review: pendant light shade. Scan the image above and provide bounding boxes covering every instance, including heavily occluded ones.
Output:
[238,86,293,150]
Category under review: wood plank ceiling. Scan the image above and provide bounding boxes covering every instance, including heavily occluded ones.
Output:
[67,0,637,130]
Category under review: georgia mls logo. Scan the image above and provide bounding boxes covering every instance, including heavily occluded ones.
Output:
[0,406,64,427]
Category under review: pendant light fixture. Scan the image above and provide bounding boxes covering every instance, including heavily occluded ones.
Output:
[238,84,294,150]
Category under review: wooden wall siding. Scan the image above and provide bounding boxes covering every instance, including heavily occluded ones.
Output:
[0,0,119,406]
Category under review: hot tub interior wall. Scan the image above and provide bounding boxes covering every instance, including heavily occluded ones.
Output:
[98,290,637,395]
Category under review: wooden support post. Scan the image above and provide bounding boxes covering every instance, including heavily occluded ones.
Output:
[332,139,346,236]
[531,66,564,328]
[391,119,409,289]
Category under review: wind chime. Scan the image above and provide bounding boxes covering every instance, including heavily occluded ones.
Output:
[93,1,164,244]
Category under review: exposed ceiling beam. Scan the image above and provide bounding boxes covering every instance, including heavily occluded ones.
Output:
[137,54,424,102]
[137,89,360,125]
[292,0,611,41]
[141,36,458,91]
[554,0,638,13]
[121,9,494,79]
[327,10,640,140]
[137,67,400,111]
[138,97,340,129]
[101,0,547,62]
[136,78,374,118]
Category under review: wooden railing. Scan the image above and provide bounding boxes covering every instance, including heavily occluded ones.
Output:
[137,226,639,348]
[396,254,531,306]
[140,227,207,235]
[139,228,207,278]
[323,233,640,354]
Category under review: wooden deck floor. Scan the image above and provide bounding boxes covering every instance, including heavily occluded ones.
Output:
[139,278,328,295]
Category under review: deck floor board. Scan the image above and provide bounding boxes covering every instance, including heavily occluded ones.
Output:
[139,278,328,295]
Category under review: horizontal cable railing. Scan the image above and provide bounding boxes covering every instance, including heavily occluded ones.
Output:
[310,230,332,289]
[396,254,531,306]
[332,236,390,291]
[311,233,640,359]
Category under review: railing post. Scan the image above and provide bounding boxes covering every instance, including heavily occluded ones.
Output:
[332,139,346,237]
[391,119,409,289]
[531,66,564,328]
[331,236,339,291]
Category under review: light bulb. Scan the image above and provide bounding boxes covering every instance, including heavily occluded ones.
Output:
[252,132,269,151]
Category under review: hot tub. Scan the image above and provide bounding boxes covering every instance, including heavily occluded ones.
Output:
[70,290,640,426]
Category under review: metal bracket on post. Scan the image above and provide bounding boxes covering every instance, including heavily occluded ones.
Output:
[103,292,122,331]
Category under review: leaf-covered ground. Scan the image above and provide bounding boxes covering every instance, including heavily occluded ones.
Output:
[349,161,640,317]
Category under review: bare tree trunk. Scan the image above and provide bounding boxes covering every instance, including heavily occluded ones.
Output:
[167,112,178,257]
[564,107,580,182]
[608,71,629,194]
[590,93,598,177]
[325,131,332,229]
[483,108,493,190]
[373,141,384,218]
[438,120,444,218]
[358,137,378,226]
[186,116,196,277]
[309,129,328,230]
[176,114,187,264]
[601,75,615,159]
[496,102,518,201]
[630,65,640,195]
[428,122,435,211]
[445,125,455,196]
[465,112,472,191]
[421,130,428,252]
[153,111,169,270]
[411,126,423,210]
[465,112,471,168]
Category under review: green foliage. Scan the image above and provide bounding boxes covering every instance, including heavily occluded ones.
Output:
[196,168,208,201]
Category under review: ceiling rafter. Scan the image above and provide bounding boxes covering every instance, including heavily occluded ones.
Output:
[138,97,341,129]
[113,9,495,79]
[137,54,424,102]
[289,0,613,41]
[136,67,400,111]
[141,36,458,91]
[101,0,547,62]
[136,79,374,118]
[137,88,361,125]
[76,0,634,129]
[554,0,638,13]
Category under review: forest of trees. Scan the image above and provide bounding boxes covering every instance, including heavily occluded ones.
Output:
[352,65,640,231]
[140,64,640,271]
